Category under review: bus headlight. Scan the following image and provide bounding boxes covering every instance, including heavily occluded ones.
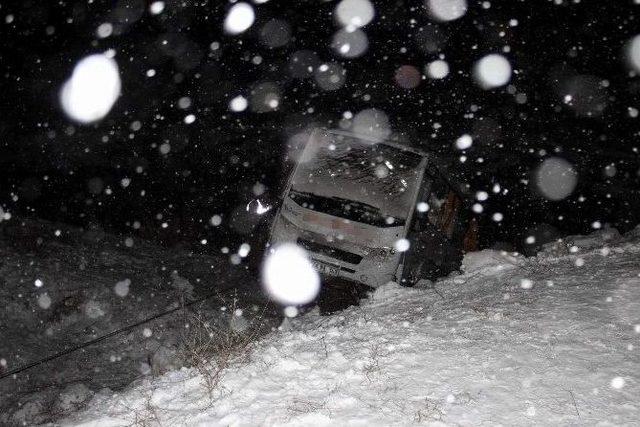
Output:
[367,247,395,259]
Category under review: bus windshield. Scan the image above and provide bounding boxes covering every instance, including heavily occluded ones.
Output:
[289,132,425,227]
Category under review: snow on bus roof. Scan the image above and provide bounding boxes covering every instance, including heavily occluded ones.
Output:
[315,128,472,201]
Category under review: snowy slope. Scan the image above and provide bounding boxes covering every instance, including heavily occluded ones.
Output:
[64,227,640,426]
[0,218,278,425]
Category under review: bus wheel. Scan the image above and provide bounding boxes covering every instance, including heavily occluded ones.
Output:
[400,260,437,287]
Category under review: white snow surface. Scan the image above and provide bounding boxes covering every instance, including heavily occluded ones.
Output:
[65,227,640,426]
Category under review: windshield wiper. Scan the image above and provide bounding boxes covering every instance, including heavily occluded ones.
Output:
[290,190,379,212]
[288,189,405,227]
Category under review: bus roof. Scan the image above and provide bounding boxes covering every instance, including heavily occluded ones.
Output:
[321,128,430,158]
[318,128,473,202]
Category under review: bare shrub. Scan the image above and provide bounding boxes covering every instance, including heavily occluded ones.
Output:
[413,398,444,423]
[287,398,328,415]
[179,300,274,398]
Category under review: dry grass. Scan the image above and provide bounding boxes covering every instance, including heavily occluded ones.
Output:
[122,307,273,426]
[179,301,274,398]
[413,398,445,423]
[286,397,329,415]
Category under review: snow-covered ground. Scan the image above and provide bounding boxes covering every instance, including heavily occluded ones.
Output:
[64,225,640,426]
[0,218,279,425]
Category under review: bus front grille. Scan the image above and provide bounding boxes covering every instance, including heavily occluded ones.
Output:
[297,238,363,265]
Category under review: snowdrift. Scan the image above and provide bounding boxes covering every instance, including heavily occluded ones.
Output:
[61,225,640,426]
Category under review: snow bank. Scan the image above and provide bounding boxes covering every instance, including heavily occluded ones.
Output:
[565,226,622,248]
[460,249,523,274]
[624,223,640,240]
[539,226,624,256]
[65,227,640,426]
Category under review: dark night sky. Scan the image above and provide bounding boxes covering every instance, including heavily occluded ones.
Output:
[1,0,639,251]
